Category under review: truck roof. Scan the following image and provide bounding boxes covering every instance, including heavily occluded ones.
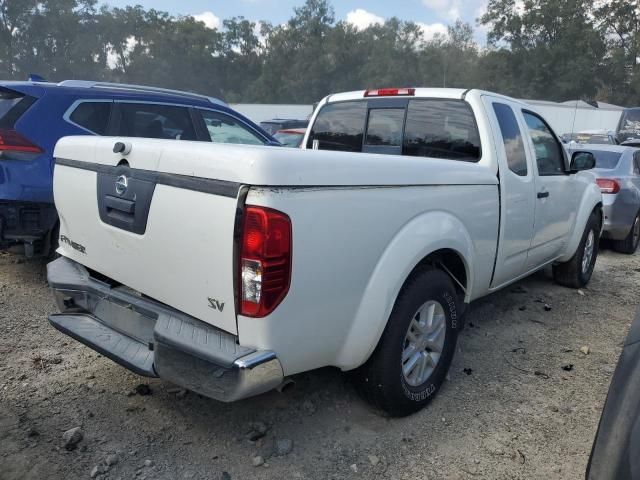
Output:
[323,88,530,108]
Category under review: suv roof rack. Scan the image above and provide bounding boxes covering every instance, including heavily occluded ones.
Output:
[57,80,226,106]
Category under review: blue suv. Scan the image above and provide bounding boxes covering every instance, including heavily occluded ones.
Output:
[0,79,277,256]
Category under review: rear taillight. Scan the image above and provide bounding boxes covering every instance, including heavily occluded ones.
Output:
[0,129,43,160]
[596,178,620,194]
[239,206,292,317]
[364,88,415,97]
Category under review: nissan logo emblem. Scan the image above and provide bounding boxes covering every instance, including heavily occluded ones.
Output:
[115,175,128,196]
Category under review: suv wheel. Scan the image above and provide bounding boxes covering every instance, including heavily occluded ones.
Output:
[353,268,461,417]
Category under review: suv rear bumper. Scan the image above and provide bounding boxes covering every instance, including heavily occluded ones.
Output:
[0,201,57,251]
[47,256,284,402]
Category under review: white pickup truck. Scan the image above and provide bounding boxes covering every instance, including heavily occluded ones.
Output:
[47,88,602,417]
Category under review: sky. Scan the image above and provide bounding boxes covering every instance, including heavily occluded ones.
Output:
[100,0,491,42]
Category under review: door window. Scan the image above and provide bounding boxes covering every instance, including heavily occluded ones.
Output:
[493,103,527,176]
[200,110,265,145]
[365,109,404,147]
[306,101,367,152]
[117,103,197,140]
[69,102,112,135]
[523,111,565,175]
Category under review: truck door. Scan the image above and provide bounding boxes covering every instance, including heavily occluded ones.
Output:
[521,110,577,270]
[484,98,537,288]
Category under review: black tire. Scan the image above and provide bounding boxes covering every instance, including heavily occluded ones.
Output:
[611,213,640,254]
[352,268,461,417]
[46,222,60,260]
[553,211,600,288]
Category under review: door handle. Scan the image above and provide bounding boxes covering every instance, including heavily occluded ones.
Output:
[537,191,549,199]
[104,195,135,213]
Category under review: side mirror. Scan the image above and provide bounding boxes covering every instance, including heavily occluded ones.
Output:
[570,151,596,173]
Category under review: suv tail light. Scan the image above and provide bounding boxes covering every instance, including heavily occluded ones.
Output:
[596,178,620,194]
[239,206,292,317]
[0,128,43,160]
[364,88,415,97]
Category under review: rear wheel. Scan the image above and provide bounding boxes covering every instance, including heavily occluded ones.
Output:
[353,268,461,417]
[611,213,640,254]
[45,222,60,260]
[553,211,600,288]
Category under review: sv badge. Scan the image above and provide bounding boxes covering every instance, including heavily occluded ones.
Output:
[208,297,225,312]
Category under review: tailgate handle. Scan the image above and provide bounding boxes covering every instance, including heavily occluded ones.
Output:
[104,195,135,214]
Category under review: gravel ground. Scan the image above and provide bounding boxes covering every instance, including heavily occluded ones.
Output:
[0,248,638,480]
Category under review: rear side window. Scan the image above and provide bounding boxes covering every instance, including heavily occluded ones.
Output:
[307,102,367,152]
[493,103,528,176]
[117,103,197,141]
[200,110,265,145]
[365,109,404,147]
[69,102,111,135]
[0,89,24,119]
[0,88,35,128]
[403,99,481,162]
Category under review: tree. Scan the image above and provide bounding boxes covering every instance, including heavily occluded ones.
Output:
[480,0,607,101]
[0,0,37,77]
[594,0,640,104]
[0,0,637,106]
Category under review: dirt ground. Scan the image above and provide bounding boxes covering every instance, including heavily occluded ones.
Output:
[0,247,637,480]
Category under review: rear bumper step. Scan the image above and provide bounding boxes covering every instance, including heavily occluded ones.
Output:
[50,313,156,377]
[47,256,284,402]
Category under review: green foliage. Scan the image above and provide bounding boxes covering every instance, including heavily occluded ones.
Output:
[0,0,639,106]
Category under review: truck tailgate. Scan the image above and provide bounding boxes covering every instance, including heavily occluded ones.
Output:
[53,137,241,335]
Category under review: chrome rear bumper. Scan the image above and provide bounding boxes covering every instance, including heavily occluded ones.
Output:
[47,256,283,402]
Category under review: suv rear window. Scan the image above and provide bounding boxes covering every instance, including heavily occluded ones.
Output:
[69,102,111,135]
[590,150,622,169]
[117,103,197,141]
[307,98,481,161]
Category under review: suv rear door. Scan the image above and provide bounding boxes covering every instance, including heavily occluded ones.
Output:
[111,102,198,141]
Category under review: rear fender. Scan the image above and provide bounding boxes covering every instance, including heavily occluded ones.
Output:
[558,180,602,263]
[334,211,474,370]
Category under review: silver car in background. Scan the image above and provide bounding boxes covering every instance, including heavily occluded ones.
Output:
[570,145,640,254]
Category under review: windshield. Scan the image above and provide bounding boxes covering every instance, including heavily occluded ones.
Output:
[571,133,614,145]
[618,109,640,141]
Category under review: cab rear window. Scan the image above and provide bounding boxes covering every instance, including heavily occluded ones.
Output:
[306,102,366,152]
[403,100,481,162]
[308,98,481,161]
